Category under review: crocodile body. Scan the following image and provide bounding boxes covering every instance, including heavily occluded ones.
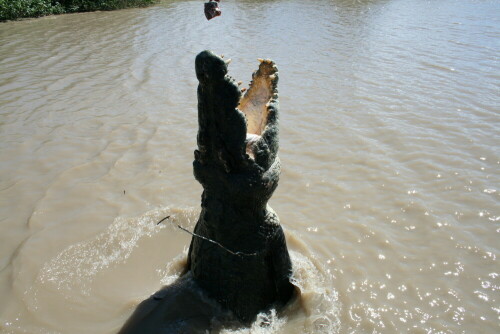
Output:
[188,50,293,323]
[119,51,294,333]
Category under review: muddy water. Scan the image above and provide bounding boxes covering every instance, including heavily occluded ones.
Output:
[0,0,498,333]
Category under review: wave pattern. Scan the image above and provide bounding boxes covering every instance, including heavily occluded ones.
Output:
[0,0,498,333]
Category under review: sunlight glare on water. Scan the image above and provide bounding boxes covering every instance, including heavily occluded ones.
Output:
[0,0,499,333]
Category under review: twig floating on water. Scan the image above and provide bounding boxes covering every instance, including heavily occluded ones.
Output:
[157,215,171,225]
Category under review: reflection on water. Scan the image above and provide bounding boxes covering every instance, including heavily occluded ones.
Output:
[0,0,499,333]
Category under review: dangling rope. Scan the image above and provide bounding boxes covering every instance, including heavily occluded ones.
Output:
[158,216,260,257]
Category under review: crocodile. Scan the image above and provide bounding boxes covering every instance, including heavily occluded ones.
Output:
[119,50,294,333]
[188,50,294,322]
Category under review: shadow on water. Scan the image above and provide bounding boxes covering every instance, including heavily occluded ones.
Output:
[2,0,498,333]
[118,231,340,334]
[118,272,236,334]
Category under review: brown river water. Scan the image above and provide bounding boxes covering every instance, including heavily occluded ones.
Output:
[0,0,498,333]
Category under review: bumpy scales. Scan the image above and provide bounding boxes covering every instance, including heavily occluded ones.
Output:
[188,50,293,322]
[119,51,293,333]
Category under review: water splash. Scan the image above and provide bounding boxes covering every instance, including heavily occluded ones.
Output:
[36,207,188,295]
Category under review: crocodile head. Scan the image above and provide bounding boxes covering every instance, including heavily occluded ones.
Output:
[194,50,279,174]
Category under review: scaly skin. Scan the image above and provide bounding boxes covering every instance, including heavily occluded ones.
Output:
[188,50,294,323]
[119,51,293,333]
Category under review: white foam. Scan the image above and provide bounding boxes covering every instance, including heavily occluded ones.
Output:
[36,207,196,295]
[288,250,341,334]
[219,246,341,334]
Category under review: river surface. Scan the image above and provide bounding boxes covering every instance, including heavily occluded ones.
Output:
[0,0,499,333]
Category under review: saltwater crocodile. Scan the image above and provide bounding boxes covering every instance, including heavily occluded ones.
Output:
[119,50,294,333]
[188,50,294,322]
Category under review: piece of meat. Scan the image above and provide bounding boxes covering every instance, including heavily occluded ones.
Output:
[204,1,221,21]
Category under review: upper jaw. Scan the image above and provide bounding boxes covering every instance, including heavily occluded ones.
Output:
[239,59,279,136]
[195,50,280,172]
